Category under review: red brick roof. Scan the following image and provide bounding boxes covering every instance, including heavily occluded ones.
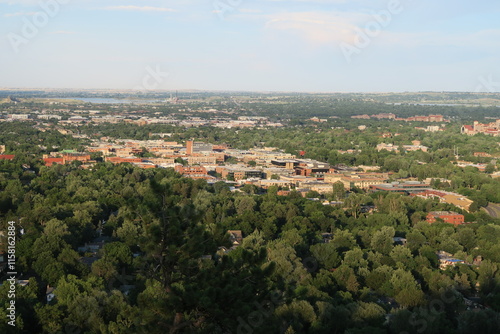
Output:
[43,157,64,166]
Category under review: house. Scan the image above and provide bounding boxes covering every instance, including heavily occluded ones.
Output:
[393,237,407,245]
[437,251,466,270]
[227,230,243,247]
[321,233,333,243]
[77,241,105,254]
[46,286,55,303]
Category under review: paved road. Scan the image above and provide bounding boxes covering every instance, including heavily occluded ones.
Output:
[483,203,500,218]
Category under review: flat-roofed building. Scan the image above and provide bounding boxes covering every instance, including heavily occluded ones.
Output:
[63,153,91,164]
[216,166,263,180]
[426,211,464,226]
[186,156,217,165]
[174,165,211,179]
[43,157,64,166]
[262,167,296,179]
[258,179,294,189]
[8,114,31,120]
[370,181,431,194]
[325,172,389,190]
[414,190,473,212]
[106,156,143,164]
[186,140,213,155]
[297,181,333,194]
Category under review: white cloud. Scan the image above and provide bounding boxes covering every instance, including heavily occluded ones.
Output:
[264,11,369,45]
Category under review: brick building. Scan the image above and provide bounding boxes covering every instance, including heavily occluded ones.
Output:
[426,211,464,226]
[174,166,210,179]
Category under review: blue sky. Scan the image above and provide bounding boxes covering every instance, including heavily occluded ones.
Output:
[1,0,499,92]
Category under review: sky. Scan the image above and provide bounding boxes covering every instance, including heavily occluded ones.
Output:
[0,0,500,92]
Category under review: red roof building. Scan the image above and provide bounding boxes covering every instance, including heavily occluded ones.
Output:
[426,211,464,226]
[0,155,15,161]
[43,157,64,166]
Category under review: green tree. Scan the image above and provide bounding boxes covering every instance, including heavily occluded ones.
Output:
[370,226,395,255]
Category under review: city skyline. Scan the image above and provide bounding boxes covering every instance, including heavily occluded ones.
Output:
[1,0,500,92]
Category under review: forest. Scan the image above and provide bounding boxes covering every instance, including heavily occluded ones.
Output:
[1,158,500,333]
[1,96,500,333]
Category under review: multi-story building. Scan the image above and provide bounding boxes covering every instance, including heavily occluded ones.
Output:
[325,172,390,190]
[38,114,62,120]
[8,114,31,120]
[258,179,294,189]
[216,166,263,180]
[186,156,217,165]
[372,113,396,119]
[376,143,400,152]
[426,211,464,226]
[403,140,429,152]
[377,141,428,153]
[297,181,333,195]
[186,140,213,155]
[461,120,500,136]
[63,153,91,164]
[174,166,210,180]
[414,190,473,212]
[295,165,331,178]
